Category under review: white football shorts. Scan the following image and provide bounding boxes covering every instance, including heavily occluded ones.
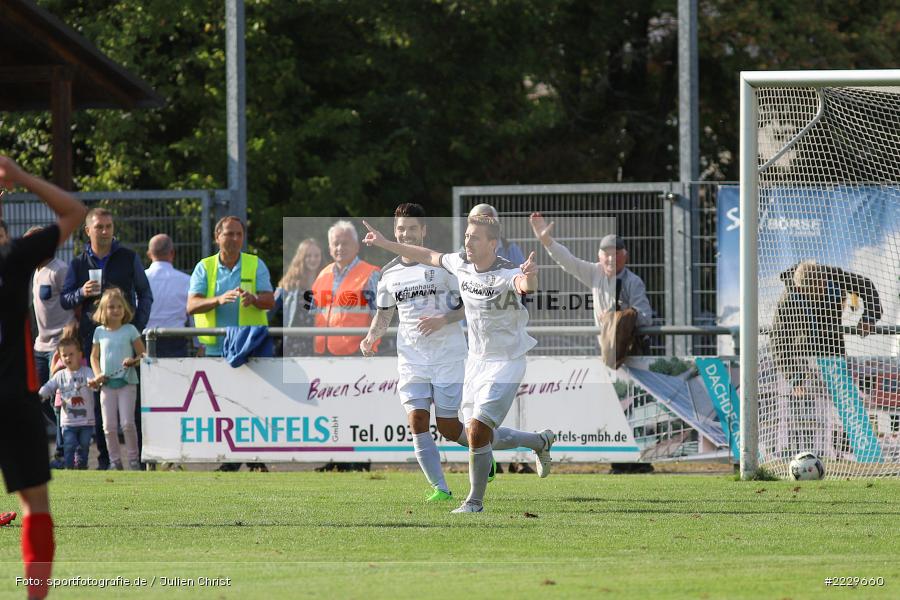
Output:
[461,356,527,430]
[398,360,465,418]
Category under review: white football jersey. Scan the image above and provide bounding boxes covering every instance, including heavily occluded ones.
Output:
[376,257,468,366]
[440,251,536,361]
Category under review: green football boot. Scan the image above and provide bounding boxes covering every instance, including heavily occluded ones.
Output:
[426,488,453,502]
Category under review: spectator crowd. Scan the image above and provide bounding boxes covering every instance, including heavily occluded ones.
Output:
[7,208,397,472]
[8,201,654,473]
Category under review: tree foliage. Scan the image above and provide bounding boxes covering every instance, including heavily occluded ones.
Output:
[2,0,899,274]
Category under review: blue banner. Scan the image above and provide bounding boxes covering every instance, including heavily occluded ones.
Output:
[696,357,740,461]
[715,186,740,355]
[817,358,884,463]
[757,186,900,284]
[716,184,899,348]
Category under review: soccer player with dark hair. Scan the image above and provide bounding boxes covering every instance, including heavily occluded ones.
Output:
[361,203,469,500]
[0,155,87,599]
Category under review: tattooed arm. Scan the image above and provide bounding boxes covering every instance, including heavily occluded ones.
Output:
[360,306,397,356]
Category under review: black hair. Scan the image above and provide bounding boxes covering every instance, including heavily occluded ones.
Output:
[394,203,426,225]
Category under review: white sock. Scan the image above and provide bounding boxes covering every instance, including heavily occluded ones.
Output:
[466,443,493,506]
[492,427,544,451]
[456,430,469,447]
[413,432,448,493]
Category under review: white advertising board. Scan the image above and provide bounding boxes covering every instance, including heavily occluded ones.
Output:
[140,357,639,463]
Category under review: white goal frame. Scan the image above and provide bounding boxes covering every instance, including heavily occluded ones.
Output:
[739,69,900,479]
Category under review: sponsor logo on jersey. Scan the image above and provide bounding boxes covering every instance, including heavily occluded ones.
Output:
[461,280,495,297]
[394,283,437,302]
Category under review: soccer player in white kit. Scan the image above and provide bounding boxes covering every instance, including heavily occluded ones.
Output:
[363,213,555,513]
[360,203,468,501]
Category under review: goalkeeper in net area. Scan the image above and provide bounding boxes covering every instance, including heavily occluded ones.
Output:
[770,260,882,398]
[360,207,555,512]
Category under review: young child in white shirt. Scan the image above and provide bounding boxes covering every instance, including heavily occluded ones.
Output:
[39,337,95,469]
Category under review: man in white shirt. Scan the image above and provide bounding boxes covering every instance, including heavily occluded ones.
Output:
[363,214,555,513]
[28,228,74,382]
[145,234,192,357]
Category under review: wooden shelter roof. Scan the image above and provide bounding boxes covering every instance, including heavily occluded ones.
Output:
[0,0,162,110]
[0,0,163,187]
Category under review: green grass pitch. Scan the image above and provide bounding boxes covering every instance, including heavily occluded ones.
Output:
[1,471,898,599]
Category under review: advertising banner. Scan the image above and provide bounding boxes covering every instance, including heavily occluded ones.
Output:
[717,185,900,465]
[695,357,740,461]
[716,185,740,355]
[141,357,640,463]
[717,184,900,356]
[816,358,884,462]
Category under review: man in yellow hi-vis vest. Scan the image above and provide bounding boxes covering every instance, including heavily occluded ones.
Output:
[187,216,275,473]
[187,216,275,357]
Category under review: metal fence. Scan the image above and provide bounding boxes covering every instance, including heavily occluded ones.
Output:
[4,181,731,354]
[2,190,219,272]
[453,182,732,356]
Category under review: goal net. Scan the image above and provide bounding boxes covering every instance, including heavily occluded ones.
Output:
[740,71,900,479]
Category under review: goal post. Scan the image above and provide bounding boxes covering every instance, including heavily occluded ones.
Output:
[739,70,900,480]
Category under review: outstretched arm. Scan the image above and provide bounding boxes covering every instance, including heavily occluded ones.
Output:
[529,212,556,248]
[0,155,86,245]
[531,212,597,287]
[361,220,443,268]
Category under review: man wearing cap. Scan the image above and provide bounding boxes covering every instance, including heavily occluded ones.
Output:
[528,212,653,360]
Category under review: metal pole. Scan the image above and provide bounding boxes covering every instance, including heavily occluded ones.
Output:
[144,325,739,338]
[452,188,462,250]
[678,0,699,183]
[145,329,157,358]
[677,0,699,355]
[669,184,692,356]
[739,76,759,480]
[201,190,212,257]
[226,0,247,225]
[663,190,675,356]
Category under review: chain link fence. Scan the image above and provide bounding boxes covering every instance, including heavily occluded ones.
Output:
[454,182,733,357]
[2,190,217,272]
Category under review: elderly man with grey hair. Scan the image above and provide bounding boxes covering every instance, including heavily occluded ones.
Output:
[529,211,653,353]
[145,233,193,357]
[310,220,382,356]
[530,212,654,475]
